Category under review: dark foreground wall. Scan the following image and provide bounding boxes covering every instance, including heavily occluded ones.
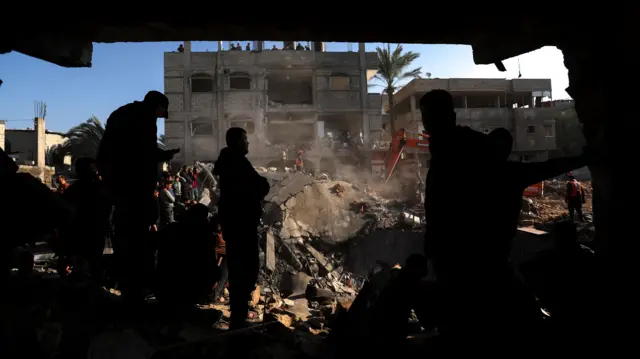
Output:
[345,228,555,278]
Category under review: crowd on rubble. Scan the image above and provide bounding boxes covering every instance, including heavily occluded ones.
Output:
[0,87,599,358]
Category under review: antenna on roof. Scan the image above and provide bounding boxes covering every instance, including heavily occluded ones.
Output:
[517,59,522,78]
[34,100,47,119]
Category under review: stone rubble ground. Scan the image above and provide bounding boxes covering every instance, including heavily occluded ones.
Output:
[520,180,595,241]
[8,169,595,358]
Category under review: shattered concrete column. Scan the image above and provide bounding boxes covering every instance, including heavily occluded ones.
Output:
[183,41,193,164]
[0,120,5,151]
[34,117,45,169]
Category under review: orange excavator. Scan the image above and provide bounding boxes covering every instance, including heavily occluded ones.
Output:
[374,128,429,184]
[372,128,544,197]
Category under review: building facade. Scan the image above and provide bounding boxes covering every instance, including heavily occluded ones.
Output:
[163,41,382,167]
[390,78,558,162]
[0,118,68,165]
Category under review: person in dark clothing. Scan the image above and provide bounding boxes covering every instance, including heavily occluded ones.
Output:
[61,157,112,280]
[566,173,586,221]
[421,90,492,277]
[421,90,533,352]
[96,91,180,306]
[213,127,270,329]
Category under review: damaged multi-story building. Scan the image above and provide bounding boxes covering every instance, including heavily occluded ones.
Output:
[163,41,382,169]
[391,78,558,162]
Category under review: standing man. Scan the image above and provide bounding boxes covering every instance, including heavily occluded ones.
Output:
[96,90,180,307]
[566,173,586,222]
[213,128,270,329]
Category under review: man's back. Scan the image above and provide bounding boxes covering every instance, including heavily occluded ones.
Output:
[213,147,270,226]
[97,102,158,194]
[424,126,492,271]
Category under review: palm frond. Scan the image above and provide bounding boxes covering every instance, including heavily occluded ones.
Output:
[57,115,105,161]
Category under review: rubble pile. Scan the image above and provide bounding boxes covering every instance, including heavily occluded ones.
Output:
[252,169,424,298]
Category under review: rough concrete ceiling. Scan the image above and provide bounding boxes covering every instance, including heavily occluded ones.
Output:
[0,16,589,68]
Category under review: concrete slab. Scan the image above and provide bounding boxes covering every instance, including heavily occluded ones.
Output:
[265,231,276,272]
[517,226,548,236]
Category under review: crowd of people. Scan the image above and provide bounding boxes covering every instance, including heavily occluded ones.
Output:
[0,87,601,357]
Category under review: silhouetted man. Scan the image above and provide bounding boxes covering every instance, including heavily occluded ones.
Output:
[421,90,511,349]
[421,90,492,278]
[213,127,270,329]
[96,91,179,306]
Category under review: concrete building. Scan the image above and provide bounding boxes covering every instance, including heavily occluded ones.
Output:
[0,118,67,165]
[391,78,558,162]
[163,41,382,167]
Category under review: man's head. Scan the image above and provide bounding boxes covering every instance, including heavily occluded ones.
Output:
[143,91,169,119]
[226,127,249,155]
[419,90,456,136]
[567,172,576,180]
[57,175,67,184]
[488,128,514,161]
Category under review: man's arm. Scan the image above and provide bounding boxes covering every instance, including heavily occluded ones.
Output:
[513,156,588,189]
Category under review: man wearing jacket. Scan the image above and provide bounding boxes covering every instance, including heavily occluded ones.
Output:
[96,91,179,306]
[213,127,270,329]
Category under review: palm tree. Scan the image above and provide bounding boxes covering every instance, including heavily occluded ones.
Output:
[370,44,422,133]
[46,144,66,166]
[158,134,167,150]
[56,116,105,161]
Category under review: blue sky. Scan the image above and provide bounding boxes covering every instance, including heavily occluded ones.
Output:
[0,41,569,135]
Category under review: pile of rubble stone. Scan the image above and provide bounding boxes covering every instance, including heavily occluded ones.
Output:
[252,169,424,299]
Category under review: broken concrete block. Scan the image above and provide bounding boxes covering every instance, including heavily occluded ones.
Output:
[276,237,303,270]
[304,244,333,275]
[265,231,276,272]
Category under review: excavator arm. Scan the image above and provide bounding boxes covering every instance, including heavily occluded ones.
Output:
[382,129,430,183]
